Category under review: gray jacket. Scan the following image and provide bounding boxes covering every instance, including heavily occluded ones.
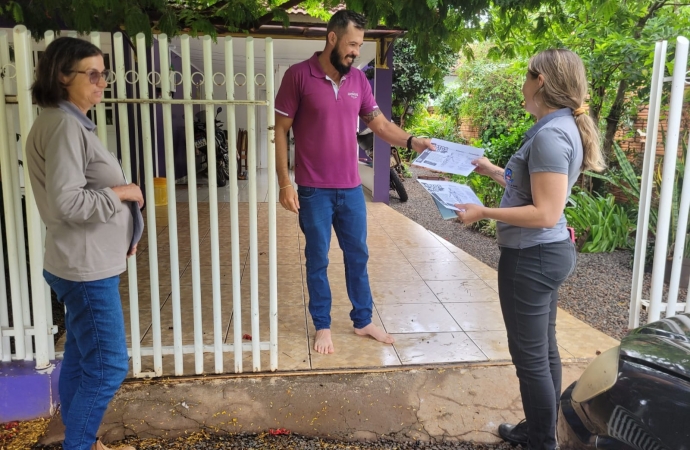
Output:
[26,101,133,282]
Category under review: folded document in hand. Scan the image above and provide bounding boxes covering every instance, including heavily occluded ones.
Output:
[417,179,484,220]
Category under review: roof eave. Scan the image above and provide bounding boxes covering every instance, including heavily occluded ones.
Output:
[251,21,406,40]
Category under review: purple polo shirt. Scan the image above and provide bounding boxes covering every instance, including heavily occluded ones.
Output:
[275,52,379,188]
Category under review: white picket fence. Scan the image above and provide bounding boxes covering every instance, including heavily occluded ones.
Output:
[630,36,690,328]
[0,25,278,377]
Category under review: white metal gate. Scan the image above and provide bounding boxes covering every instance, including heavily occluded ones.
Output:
[0,25,278,378]
[630,36,690,327]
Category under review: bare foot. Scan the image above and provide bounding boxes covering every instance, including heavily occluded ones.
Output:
[314,329,335,354]
[354,323,395,344]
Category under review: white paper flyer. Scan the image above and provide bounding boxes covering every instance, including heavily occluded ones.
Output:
[412,139,485,176]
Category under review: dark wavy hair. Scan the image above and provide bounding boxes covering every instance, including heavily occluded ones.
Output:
[326,10,367,38]
[32,37,103,108]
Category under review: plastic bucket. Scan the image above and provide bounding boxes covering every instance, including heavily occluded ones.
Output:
[153,177,168,206]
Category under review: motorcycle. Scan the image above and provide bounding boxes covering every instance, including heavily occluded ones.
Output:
[356,128,408,202]
[194,107,230,187]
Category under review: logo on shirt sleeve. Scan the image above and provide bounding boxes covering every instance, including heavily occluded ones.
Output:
[504,168,513,184]
[347,92,359,99]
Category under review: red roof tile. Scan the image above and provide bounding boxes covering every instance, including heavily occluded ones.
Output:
[287,5,344,15]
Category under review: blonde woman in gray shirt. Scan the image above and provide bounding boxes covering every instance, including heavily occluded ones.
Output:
[455,49,605,450]
[26,37,143,450]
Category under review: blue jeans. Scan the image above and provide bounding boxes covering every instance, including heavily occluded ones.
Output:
[497,239,576,450]
[44,270,129,450]
[298,185,372,330]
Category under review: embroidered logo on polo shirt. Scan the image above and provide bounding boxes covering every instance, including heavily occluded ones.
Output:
[347,92,359,99]
[505,168,514,184]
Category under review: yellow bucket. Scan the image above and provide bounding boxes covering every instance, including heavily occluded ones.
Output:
[153,177,168,206]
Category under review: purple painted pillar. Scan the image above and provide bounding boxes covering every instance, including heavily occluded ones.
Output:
[373,44,393,203]
[0,360,62,421]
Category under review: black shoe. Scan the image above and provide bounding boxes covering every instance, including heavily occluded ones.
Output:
[498,420,529,446]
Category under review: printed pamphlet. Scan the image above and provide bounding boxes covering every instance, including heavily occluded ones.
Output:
[417,179,484,219]
[412,139,484,176]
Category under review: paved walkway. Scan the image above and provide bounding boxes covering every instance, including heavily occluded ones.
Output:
[57,173,619,376]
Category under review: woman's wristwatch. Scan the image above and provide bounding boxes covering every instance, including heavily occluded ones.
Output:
[406,135,414,151]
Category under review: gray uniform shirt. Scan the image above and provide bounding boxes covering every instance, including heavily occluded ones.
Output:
[26,101,133,282]
[497,108,583,248]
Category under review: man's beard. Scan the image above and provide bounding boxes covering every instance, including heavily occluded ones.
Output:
[330,46,354,75]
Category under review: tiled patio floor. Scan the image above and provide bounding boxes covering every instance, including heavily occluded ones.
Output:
[57,171,620,376]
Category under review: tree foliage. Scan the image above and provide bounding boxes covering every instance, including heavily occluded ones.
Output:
[390,38,456,127]
[0,0,551,72]
[439,55,530,146]
[482,0,690,159]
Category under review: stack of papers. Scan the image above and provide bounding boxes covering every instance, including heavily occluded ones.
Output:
[413,139,486,220]
[417,179,484,220]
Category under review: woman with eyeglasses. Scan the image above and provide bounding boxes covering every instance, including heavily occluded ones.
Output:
[25,37,142,450]
[454,49,605,450]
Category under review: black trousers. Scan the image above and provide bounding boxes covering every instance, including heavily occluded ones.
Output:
[498,239,576,450]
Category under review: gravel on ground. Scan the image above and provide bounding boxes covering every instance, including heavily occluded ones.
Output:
[35,432,517,449]
[389,167,682,341]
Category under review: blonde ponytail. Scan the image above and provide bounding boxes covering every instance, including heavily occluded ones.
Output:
[575,113,605,172]
[528,49,606,172]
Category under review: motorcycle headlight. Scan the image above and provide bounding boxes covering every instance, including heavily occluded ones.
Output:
[571,345,620,403]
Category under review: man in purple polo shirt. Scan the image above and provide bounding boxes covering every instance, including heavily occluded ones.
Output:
[275,10,433,355]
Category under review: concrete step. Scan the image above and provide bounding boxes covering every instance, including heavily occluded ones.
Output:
[39,361,588,446]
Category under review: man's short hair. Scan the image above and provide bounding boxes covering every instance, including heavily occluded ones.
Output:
[326,10,367,38]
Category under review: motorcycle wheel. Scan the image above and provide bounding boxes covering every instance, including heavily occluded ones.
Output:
[221,154,230,180]
[217,162,228,187]
[389,167,408,202]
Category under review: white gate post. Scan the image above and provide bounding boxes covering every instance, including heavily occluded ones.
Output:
[0,31,23,361]
[159,35,184,375]
[202,35,225,374]
[648,36,689,323]
[40,31,56,360]
[13,25,50,368]
[180,35,205,375]
[629,40,668,329]
[135,32,163,376]
[225,36,244,374]
[113,32,143,376]
[1,33,32,351]
[246,37,261,371]
[265,38,278,371]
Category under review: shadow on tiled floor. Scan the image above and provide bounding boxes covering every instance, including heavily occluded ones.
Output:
[56,172,619,377]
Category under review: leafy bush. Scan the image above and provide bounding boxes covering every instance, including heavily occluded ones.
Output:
[402,114,463,162]
[478,218,497,238]
[438,58,527,143]
[587,138,690,258]
[484,117,534,168]
[565,190,635,253]
[389,39,456,127]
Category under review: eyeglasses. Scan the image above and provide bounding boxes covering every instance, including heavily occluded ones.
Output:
[72,69,114,84]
